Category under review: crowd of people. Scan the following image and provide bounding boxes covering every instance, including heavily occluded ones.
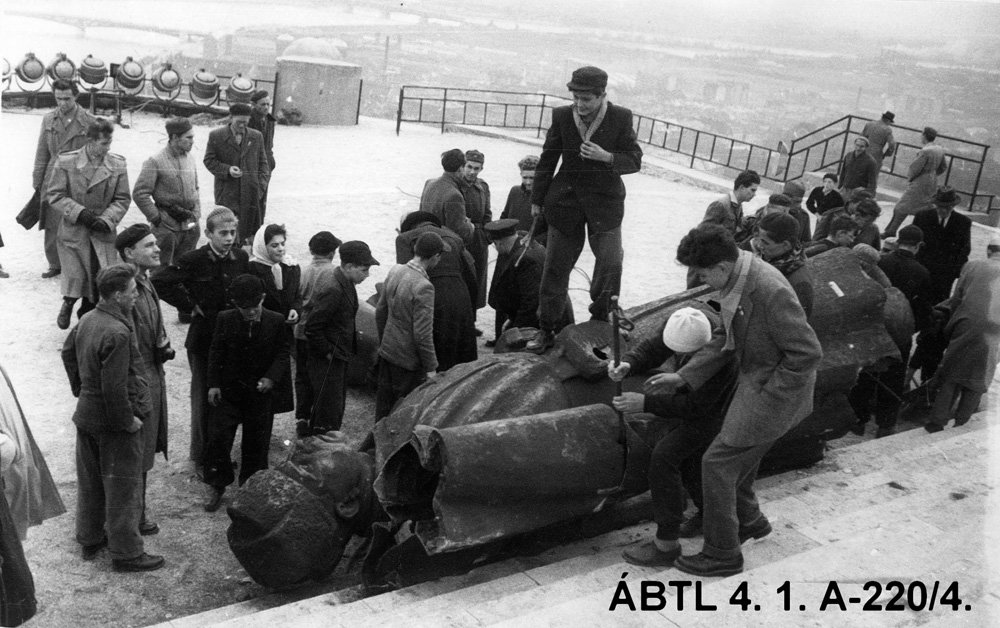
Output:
[6,66,997,584]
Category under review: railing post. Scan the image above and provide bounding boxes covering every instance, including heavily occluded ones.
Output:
[971,145,988,212]
[538,94,547,138]
[355,78,363,125]
[691,131,699,169]
[395,86,404,135]
[441,87,448,134]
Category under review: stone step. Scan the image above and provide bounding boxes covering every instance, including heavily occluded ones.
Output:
[190,412,991,628]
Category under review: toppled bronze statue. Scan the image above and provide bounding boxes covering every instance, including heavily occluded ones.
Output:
[228,248,912,589]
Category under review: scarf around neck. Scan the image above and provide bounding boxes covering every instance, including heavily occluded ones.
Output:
[719,250,752,351]
[573,99,608,144]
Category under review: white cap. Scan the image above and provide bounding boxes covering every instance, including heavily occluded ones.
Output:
[662,307,712,353]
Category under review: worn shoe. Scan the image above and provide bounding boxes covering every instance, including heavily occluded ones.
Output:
[57,300,74,330]
[674,552,744,577]
[678,514,703,538]
[204,488,225,512]
[525,329,555,354]
[81,537,108,561]
[295,419,311,438]
[41,268,61,279]
[112,553,165,572]
[622,541,681,568]
[953,416,971,427]
[924,422,944,433]
[139,520,160,536]
[738,517,772,544]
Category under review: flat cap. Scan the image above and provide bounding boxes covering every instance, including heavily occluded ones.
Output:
[340,240,380,266]
[567,66,608,92]
[484,218,519,241]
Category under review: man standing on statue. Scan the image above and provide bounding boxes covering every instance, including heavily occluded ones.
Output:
[526,66,643,353]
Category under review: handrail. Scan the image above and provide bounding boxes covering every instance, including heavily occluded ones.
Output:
[396,86,995,215]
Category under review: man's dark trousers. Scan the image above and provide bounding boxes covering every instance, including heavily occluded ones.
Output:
[375,359,425,421]
[204,397,274,489]
[305,354,348,432]
[75,428,144,560]
[649,422,715,541]
[700,438,775,560]
[538,219,622,329]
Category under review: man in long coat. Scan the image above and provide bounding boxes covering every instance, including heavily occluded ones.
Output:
[396,212,477,371]
[420,149,474,244]
[924,236,1000,432]
[673,224,822,577]
[460,150,492,317]
[913,187,971,304]
[47,118,131,329]
[203,103,270,245]
[883,126,948,237]
[248,90,277,219]
[33,78,96,279]
[116,225,171,536]
[861,111,896,189]
[527,66,643,352]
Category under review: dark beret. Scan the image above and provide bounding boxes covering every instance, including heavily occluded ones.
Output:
[230,274,264,307]
[229,103,252,116]
[308,231,342,255]
[250,90,269,103]
[115,223,153,256]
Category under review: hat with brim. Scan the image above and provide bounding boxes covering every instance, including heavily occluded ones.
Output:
[567,66,608,92]
[933,187,960,208]
[484,218,519,241]
[882,111,895,122]
[340,241,380,266]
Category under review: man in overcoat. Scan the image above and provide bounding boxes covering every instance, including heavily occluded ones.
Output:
[47,118,131,329]
[861,111,896,189]
[133,117,201,269]
[527,66,643,352]
[461,150,492,321]
[116,224,173,535]
[203,103,270,245]
[248,90,277,218]
[913,186,971,304]
[924,236,1000,432]
[673,225,822,577]
[396,212,478,369]
[420,149,474,244]
[61,265,164,572]
[303,241,378,434]
[883,126,948,237]
[33,78,96,278]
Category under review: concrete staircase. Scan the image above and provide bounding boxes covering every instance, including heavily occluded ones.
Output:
[150,412,998,628]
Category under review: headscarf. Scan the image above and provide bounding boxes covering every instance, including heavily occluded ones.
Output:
[251,225,283,290]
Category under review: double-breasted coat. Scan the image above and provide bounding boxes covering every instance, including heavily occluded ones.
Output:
[47,149,131,301]
[203,125,270,243]
[33,105,96,229]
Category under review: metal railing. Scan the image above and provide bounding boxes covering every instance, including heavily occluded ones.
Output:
[396,86,996,214]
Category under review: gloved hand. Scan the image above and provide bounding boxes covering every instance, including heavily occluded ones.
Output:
[90,218,112,233]
[76,210,98,228]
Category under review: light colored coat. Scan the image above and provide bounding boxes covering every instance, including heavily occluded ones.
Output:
[936,258,1000,394]
[32,105,96,227]
[376,261,438,373]
[680,254,823,447]
[47,148,131,300]
[132,145,201,231]
[894,143,947,216]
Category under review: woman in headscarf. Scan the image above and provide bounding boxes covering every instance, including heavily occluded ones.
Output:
[248,224,301,416]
